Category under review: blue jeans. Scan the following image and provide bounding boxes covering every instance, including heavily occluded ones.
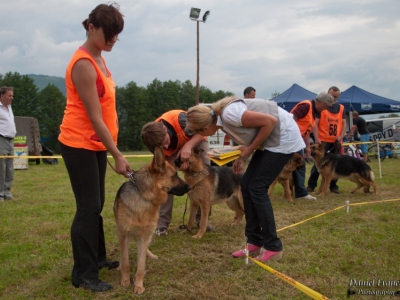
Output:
[241,149,293,251]
[293,149,308,198]
[359,134,370,154]
[307,142,339,190]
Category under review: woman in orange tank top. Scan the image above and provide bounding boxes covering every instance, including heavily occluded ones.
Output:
[58,3,131,292]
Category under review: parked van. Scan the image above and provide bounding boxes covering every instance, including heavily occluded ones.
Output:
[365,117,400,141]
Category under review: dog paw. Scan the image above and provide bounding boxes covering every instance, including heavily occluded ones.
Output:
[134,284,145,294]
[121,279,130,287]
[192,234,203,239]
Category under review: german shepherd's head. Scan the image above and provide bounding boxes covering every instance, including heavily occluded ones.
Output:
[275,152,303,181]
[150,147,191,196]
[310,142,326,161]
[285,153,304,172]
[175,148,205,173]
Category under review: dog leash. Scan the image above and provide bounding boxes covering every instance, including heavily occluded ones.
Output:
[106,158,138,188]
[178,195,193,233]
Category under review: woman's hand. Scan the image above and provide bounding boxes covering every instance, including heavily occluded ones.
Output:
[233,157,246,174]
[114,155,132,178]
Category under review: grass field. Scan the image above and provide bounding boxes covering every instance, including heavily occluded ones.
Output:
[0,154,399,300]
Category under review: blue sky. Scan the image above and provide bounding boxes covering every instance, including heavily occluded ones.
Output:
[1,0,399,100]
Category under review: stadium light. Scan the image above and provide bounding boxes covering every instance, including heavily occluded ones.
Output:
[189,8,211,105]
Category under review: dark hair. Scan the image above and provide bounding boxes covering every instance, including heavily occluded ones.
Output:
[82,2,124,44]
[141,122,166,153]
[243,86,256,96]
[0,86,13,95]
[328,86,340,93]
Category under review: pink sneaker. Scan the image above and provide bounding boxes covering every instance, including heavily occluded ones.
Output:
[232,243,262,258]
[255,248,283,262]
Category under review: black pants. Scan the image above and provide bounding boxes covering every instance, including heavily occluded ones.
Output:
[60,142,108,282]
[241,150,293,251]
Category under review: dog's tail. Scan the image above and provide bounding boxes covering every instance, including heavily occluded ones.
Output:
[370,171,375,181]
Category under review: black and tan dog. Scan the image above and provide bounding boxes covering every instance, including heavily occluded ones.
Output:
[178,148,244,239]
[114,147,190,294]
[310,142,378,196]
[268,153,304,202]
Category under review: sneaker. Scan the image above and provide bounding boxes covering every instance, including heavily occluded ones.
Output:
[330,187,340,194]
[306,187,315,192]
[72,278,113,292]
[0,197,4,203]
[254,248,283,262]
[4,193,13,200]
[295,194,317,201]
[196,220,212,232]
[155,227,168,236]
[232,243,262,258]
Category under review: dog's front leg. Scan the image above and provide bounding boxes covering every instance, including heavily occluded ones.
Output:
[134,236,151,294]
[194,202,211,239]
[118,232,131,288]
[186,198,198,233]
[282,180,293,203]
[320,174,331,196]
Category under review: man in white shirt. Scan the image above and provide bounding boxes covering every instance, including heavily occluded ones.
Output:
[0,86,17,201]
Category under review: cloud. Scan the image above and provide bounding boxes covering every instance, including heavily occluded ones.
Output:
[1,0,399,101]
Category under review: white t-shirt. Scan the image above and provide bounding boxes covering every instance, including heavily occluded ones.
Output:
[217,101,305,154]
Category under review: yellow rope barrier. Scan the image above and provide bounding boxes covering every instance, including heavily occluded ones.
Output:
[247,198,400,299]
[249,257,330,300]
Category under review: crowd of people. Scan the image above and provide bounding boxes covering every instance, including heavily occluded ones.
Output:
[2,1,367,294]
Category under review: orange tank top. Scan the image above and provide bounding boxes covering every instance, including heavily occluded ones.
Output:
[291,100,314,138]
[58,48,118,151]
[318,104,344,142]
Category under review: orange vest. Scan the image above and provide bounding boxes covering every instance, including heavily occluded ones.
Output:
[156,110,206,157]
[318,104,344,142]
[58,48,118,151]
[291,100,314,138]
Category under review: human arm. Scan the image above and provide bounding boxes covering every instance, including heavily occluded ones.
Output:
[337,118,347,143]
[232,110,278,174]
[312,118,321,144]
[72,59,132,176]
[177,134,204,170]
[348,124,357,136]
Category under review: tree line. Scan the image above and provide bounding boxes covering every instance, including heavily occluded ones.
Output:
[0,72,233,153]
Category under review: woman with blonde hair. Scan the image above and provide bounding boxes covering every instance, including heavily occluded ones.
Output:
[186,96,305,262]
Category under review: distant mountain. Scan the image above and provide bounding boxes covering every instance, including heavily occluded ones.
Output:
[27,74,66,95]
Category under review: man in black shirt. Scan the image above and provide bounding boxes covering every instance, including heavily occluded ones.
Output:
[348,111,370,161]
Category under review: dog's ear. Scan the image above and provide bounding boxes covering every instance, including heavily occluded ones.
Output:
[193,148,204,156]
[152,147,166,173]
[320,141,326,148]
[293,153,303,163]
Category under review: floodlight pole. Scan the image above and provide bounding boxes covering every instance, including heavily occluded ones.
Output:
[190,8,210,105]
[195,20,200,105]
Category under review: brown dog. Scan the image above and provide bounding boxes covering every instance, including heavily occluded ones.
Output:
[268,153,304,202]
[179,148,244,239]
[310,142,378,196]
[114,147,190,294]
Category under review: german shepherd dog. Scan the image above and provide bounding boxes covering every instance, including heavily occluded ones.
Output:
[114,147,190,294]
[177,148,244,239]
[310,142,378,196]
[268,153,304,202]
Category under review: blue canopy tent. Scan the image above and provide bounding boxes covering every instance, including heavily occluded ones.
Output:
[338,85,400,114]
[271,83,317,112]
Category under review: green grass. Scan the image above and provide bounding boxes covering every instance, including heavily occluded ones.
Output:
[0,155,399,299]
